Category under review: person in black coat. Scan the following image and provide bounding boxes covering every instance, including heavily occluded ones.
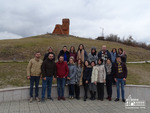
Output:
[43,47,55,61]
[82,60,92,101]
[58,46,70,62]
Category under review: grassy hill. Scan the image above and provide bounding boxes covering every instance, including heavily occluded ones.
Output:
[0,34,150,61]
[0,34,150,88]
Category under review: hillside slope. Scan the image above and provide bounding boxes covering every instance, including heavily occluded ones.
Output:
[0,34,150,61]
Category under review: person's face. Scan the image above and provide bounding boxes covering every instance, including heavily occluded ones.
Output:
[79,45,83,50]
[98,60,102,65]
[102,46,106,51]
[85,61,89,67]
[69,59,73,64]
[71,47,74,51]
[92,49,95,53]
[48,54,53,60]
[63,47,67,52]
[35,53,41,59]
[59,56,64,62]
[49,48,53,52]
[106,60,111,64]
[118,49,122,54]
[78,60,81,65]
[91,62,95,67]
[113,49,116,53]
[116,57,121,62]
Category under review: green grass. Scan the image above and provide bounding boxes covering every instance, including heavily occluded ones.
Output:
[0,62,150,88]
[0,34,150,61]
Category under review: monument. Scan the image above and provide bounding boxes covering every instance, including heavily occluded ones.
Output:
[52,18,70,35]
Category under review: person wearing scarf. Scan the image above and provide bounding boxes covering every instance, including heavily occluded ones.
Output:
[105,59,114,101]
[114,56,127,103]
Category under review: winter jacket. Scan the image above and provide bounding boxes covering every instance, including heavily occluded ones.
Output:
[56,61,69,78]
[118,54,127,63]
[113,62,127,78]
[75,66,83,85]
[98,50,111,63]
[105,64,114,80]
[58,50,70,62]
[69,52,77,62]
[27,58,43,77]
[41,58,56,78]
[43,52,55,61]
[67,64,76,84]
[91,66,98,83]
[82,66,92,85]
[96,65,106,83]
[88,53,98,64]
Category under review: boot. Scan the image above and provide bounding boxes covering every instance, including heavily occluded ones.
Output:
[90,91,93,100]
[93,92,96,100]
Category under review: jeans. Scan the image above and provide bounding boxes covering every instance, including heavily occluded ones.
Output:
[116,78,125,99]
[30,76,40,98]
[68,84,75,96]
[57,78,66,97]
[42,76,53,99]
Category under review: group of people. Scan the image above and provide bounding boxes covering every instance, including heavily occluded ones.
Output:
[27,44,127,103]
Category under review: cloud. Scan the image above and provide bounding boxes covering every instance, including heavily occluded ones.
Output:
[0,0,150,43]
[0,31,23,40]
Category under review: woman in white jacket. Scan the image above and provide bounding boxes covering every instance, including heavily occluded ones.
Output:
[96,58,106,101]
[90,61,98,100]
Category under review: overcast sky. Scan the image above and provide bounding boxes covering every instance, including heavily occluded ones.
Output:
[0,0,150,43]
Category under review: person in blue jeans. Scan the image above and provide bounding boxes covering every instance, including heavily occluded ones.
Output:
[27,52,43,102]
[114,56,127,102]
[56,56,69,100]
[41,53,56,102]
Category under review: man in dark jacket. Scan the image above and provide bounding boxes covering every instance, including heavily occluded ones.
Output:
[98,45,111,64]
[41,53,56,102]
[114,56,127,102]
[58,46,70,62]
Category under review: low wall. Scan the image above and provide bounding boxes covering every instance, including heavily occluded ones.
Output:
[0,85,149,102]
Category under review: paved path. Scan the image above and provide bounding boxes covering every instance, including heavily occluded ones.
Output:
[0,98,149,113]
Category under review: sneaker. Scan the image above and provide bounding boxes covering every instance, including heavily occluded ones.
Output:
[48,97,53,101]
[122,99,126,103]
[29,97,33,103]
[69,96,71,99]
[115,98,119,102]
[71,96,74,99]
[61,97,65,101]
[58,97,61,101]
[36,97,40,102]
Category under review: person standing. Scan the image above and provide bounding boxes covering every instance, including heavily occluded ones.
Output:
[67,57,76,99]
[27,52,43,102]
[43,47,55,61]
[88,47,98,64]
[118,48,127,63]
[75,59,83,100]
[89,61,97,100]
[56,56,69,100]
[110,48,118,64]
[77,44,88,63]
[58,46,70,62]
[98,45,111,64]
[105,59,114,101]
[96,59,106,101]
[69,46,77,63]
[82,60,92,101]
[41,53,56,102]
[114,56,127,102]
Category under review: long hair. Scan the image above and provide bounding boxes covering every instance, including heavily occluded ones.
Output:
[77,58,83,67]
[77,44,85,51]
[69,46,76,53]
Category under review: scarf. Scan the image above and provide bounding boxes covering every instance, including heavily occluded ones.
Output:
[117,62,123,73]
[106,63,112,74]
[77,49,84,62]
